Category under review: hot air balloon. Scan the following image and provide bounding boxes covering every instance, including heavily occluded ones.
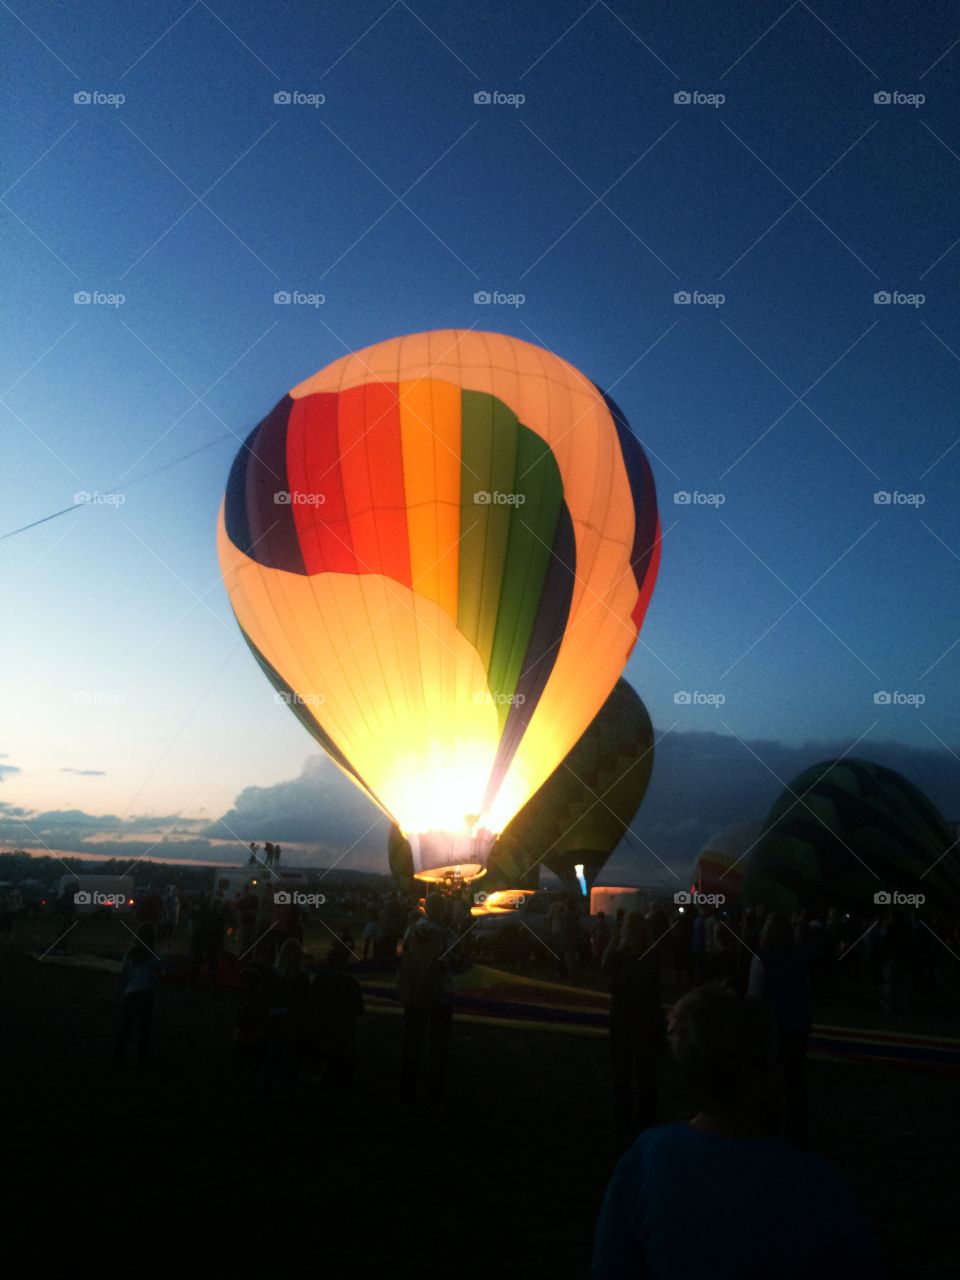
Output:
[490,679,654,897]
[743,758,959,913]
[219,331,659,881]
[690,821,762,905]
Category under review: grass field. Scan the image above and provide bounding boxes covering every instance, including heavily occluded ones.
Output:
[2,914,956,1277]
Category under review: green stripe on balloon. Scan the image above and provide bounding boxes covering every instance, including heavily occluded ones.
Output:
[486,427,564,729]
[457,389,518,675]
[457,390,565,728]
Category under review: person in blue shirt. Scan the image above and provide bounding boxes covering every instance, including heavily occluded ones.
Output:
[594,984,882,1280]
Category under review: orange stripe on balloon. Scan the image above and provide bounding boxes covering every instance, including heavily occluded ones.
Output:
[398,377,461,619]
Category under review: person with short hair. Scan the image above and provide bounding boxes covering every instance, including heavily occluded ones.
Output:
[593,984,881,1280]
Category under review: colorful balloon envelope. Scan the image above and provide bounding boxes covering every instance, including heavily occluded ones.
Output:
[218,330,659,880]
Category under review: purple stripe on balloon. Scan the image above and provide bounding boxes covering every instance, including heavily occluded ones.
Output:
[595,387,658,599]
[224,396,306,574]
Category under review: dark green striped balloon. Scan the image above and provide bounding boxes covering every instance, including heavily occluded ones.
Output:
[743,758,959,914]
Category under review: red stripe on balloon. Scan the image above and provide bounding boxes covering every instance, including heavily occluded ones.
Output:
[629,516,661,642]
[287,393,358,574]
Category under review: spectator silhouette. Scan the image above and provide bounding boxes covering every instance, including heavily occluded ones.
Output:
[399,894,456,1106]
[189,895,221,986]
[260,938,311,1101]
[603,912,665,1141]
[309,942,364,1086]
[748,911,812,1147]
[55,880,78,953]
[590,911,612,967]
[114,922,161,1069]
[361,909,379,961]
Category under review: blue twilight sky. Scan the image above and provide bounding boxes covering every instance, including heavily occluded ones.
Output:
[2,0,960,871]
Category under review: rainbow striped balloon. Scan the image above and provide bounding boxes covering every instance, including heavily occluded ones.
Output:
[218,330,659,879]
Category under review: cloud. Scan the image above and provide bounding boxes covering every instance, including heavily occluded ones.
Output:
[0,764,20,781]
[60,768,106,777]
[203,754,389,866]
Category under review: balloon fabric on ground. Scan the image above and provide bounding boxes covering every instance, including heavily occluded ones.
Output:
[219,331,659,881]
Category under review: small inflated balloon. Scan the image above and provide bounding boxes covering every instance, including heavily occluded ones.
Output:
[744,758,958,913]
[692,822,760,903]
[219,331,659,880]
[488,679,654,893]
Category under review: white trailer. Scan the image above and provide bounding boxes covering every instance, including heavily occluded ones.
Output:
[589,885,647,919]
